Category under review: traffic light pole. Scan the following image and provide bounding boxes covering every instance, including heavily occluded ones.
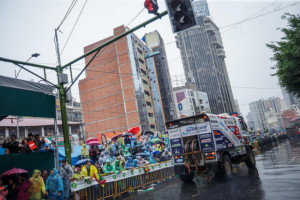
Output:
[0,10,168,165]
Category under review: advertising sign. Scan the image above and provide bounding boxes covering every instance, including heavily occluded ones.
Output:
[168,128,181,140]
[196,122,211,134]
[170,138,183,155]
[198,133,214,152]
[180,124,198,137]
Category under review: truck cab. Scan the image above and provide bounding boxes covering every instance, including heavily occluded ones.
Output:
[166,113,256,182]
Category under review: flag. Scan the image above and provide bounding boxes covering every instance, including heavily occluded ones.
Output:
[28,140,37,150]
[128,127,140,134]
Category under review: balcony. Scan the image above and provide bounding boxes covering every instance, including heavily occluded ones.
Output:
[211,34,223,48]
[217,49,226,58]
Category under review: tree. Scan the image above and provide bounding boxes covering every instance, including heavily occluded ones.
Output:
[267,13,300,97]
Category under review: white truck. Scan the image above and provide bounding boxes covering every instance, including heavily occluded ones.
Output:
[166,113,256,182]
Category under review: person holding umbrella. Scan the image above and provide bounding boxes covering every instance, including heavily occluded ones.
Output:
[16,174,30,200]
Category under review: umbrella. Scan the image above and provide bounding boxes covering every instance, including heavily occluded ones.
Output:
[44,138,52,144]
[111,134,123,141]
[127,127,140,134]
[135,153,147,157]
[87,141,101,146]
[143,130,154,135]
[133,145,143,150]
[75,159,94,166]
[1,168,28,177]
[151,151,160,156]
[86,138,98,143]
[150,138,161,143]
[122,132,133,137]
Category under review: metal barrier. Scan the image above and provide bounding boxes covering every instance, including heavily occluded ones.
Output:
[73,165,175,200]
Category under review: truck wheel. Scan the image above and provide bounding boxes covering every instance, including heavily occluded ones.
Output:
[220,154,232,180]
[179,169,194,183]
[245,149,256,169]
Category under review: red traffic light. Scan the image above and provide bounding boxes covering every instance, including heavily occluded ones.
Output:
[144,0,159,15]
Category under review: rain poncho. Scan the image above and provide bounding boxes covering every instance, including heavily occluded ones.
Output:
[113,160,123,173]
[125,157,134,170]
[110,144,116,155]
[124,149,131,157]
[46,168,64,200]
[156,144,162,152]
[131,136,137,148]
[81,144,89,158]
[102,161,115,174]
[107,154,115,163]
[132,159,138,168]
[81,165,100,181]
[98,153,107,166]
[29,169,46,200]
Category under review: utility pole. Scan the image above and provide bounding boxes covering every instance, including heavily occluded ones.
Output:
[55,28,72,164]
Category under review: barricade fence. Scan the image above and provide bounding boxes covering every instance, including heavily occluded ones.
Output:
[72,161,175,200]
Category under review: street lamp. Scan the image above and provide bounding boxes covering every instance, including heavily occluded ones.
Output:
[15,53,40,78]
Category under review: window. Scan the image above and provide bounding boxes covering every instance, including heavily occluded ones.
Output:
[150,125,156,129]
[148,113,154,117]
[146,101,152,106]
[137,48,143,55]
[144,90,150,96]
[139,58,144,64]
[142,79,148,85]
[200,99,203,104]
[141,68,147,75]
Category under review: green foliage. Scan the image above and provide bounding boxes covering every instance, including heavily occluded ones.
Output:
[266,13,300,97]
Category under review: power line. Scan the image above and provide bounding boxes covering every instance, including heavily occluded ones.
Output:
[57,0,78,30]
[60,0,88,56]
[127,8,145,27]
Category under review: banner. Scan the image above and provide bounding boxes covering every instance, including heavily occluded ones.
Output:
[71,160,174,192]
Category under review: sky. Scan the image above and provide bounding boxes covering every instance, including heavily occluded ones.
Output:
[0,0,299,117]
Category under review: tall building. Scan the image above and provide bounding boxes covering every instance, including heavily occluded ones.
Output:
[234,99,242,116]
[144,31,177,124]
[281,87,300,109]
[247,97,285,131]
[79,25,164,137]
[173,86,210,119]
[175,13,236,114]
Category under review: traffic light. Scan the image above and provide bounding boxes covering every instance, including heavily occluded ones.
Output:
[144,0,159,15]
[165,0,197,33]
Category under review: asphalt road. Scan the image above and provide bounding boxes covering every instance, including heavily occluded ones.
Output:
[122,139,300,200]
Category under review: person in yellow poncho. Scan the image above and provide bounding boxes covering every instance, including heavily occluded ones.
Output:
[81,160,100,181]
[28,169,46,200]
[81,144,89,159]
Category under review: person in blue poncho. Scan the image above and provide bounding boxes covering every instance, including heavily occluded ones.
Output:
[131,136,137,148]
[125,157,134,170]
[132,159,138,168]
[107,152,115,163]
[39,143,54,152]
[46,168,64,200]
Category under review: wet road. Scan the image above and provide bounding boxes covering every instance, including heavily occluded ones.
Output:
[123,139,300,200]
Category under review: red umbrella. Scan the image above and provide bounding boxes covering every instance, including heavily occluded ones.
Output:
[128,127,140,134]
[111,134,123,141]
[87,141,101,146]
[86,138,98,143]
[1,168,28,177]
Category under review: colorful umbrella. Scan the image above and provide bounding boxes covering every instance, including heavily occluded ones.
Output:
[1,168,28,177]
[111,134,123,141]
[86,138,98,143]
[128,127,140,134]
[75,159,94,166]
[87,141,101,146]
[122,132,133,137]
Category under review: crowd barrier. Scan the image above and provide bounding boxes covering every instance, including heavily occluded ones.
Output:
[71,160,175,200]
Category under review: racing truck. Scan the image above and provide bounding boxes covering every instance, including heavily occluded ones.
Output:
[166,113,256,182]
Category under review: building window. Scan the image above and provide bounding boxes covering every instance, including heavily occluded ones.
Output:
[141,68,147,75]
[146,101,152,106]
[150,125,156,129]
[144,90,150,96]
[139,58,144,64]
[200,99,203,104]
[137,48,143,55]
[142,79,148,85]
[148,113,154,117]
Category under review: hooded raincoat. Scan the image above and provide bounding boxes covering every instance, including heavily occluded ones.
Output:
[81,165,100,181]
[102,161,115,174]
[113,160,123,173]
[28,170,46,200]
[98,152,107,166]
[81,144,89,158]
[46,169,64,200]
[125,157,134,170]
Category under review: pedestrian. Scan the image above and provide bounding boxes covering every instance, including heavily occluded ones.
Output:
[107,153,115,163]
[27,133,33,142]
[41,170,48,184]
[2,135,19,153]
[89,145,97,162]
[124,136,131,146]
[16,174,30,200]
[125,157,134,170]
[19,138,32,153]
[0,183,8,200]
[28,169,46,200]
[102,160,114,174]
[161,149,172,161]
[45,168,64,200]
[34,135,44,151]
[80,144,89,159]
[113,160,123,174]
[81,161,100,181]
[6,177,17,200]
[98,152,107,167]
[58,159,73,200]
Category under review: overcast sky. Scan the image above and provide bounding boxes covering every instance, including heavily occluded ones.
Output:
[0,0,299,116]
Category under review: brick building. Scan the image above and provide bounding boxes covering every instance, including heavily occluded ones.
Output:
[79,25,160,137]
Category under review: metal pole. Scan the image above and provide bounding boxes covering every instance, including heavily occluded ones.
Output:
[17,117,19,139]
[55,28,72,164]
[54,109,59,169]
